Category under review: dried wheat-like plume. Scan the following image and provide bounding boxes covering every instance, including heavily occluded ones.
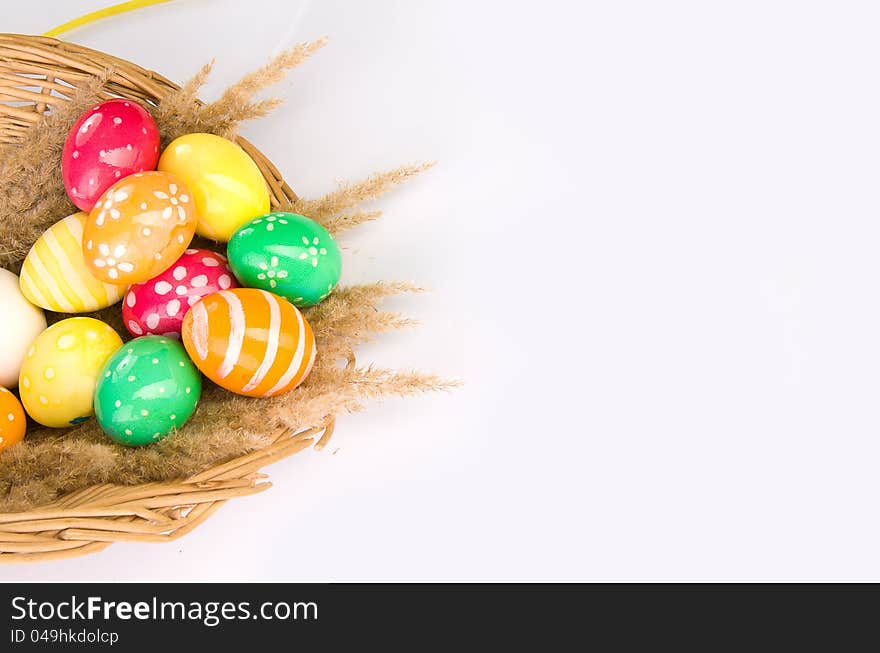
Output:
[153,38,328,143]
[289,163,435,235]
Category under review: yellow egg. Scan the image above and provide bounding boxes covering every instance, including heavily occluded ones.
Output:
[19,318,123,428]
[20,212,127,313]
[158,133,270,242]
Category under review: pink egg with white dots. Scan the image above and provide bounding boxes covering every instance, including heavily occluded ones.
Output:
[62,99,161,212]
[122,249,239,338]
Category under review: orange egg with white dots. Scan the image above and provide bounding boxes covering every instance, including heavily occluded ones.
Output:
[0,387,26,453]
[82,171,197,285]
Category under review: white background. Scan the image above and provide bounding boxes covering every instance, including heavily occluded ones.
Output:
[4,0,880,581]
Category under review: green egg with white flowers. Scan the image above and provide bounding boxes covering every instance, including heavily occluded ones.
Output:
[227,212,342,307]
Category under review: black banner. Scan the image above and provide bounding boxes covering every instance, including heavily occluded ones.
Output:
[0,583,877,648]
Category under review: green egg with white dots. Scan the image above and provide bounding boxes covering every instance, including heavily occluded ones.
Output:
[227,212,342,307]
[94,335,201,446]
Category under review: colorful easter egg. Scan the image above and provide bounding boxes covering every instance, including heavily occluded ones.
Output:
[94,336,201,446]
[158,133,270,242]
[19,318,123,428]
[20,212,127,313]
[62,99,160,212]
[181,288,316,398]
[0,387,26,453]
[0,269,47,388]
[122,248,239,338]
[228,212,342,308]
[83,171,197,285]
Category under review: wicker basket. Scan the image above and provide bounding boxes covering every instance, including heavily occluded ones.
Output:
[0,33,336,562]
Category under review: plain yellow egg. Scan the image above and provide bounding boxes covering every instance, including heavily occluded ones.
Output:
[19,318,123,428]
[158,133,270,242]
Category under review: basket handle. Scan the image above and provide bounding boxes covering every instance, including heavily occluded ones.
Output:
[43,0,171,38]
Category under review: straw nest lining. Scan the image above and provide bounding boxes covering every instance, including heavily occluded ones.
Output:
[0,34,441,562]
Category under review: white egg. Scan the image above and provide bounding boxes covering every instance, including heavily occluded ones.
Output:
[0,268,47,387]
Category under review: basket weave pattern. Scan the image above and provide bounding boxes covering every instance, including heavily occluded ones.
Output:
[0,34,334,562]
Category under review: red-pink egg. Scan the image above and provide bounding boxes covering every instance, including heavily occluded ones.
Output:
[62,99,160,212]
[122,249,239,338]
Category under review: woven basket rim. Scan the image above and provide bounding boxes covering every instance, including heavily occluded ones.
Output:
[0,33,332,563]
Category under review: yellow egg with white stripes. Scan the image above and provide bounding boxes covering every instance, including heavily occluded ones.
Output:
[20,212,127,313]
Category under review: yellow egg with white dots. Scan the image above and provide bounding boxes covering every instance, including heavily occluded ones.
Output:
[19,318,123,428]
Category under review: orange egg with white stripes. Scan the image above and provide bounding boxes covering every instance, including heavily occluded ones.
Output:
[181,288,316,397]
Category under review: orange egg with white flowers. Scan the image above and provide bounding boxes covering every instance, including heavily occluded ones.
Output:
[82,171,197,285]
[181,288,316,397]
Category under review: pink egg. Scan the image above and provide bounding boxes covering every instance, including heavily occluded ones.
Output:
[122,249,239,338]
[62,99,160,212]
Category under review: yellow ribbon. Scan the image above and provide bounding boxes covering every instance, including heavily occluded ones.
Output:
[43,0,172,38]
